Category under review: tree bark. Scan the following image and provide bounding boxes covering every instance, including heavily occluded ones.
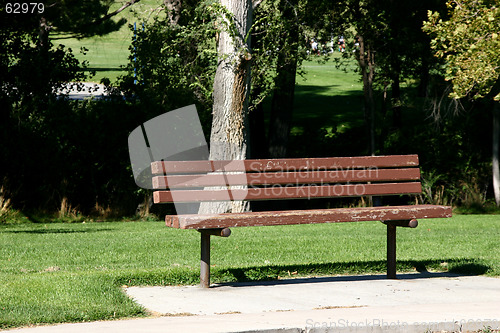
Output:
[267,55,297,158]
[493,101,500,206]
[249,87,268,158]
[391,65,402,128]
[199,0,253,214]
[417,56,430,98]
[267,2,299,158]
[92,0,142,25]
[38,17,50,51]
[164,0,182,25]
[357,35,376,156]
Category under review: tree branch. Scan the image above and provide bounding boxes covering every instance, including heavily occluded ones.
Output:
[93,0,142,25]
[486,77,500,101]
[253,0,263,9]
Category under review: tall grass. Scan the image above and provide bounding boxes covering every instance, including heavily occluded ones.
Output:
[0,187,11,218]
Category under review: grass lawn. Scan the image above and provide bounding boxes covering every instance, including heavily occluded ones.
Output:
[52,0,164,83]
[295,59,364,133]
[53,26,130,84]
[1,215,499,328]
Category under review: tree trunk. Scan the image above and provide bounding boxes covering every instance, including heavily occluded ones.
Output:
[267,56,296,158]
[493,101,500,206]
[199,0,253,214]
[38,17,50,51]
[417,56,430,98]
[164,0,182,25]
[357,35,376,156]
[391,67,402,128]
[267,2,299,158]
[249,87,268,158]
[247,20,267,159]
[357,34,378,206]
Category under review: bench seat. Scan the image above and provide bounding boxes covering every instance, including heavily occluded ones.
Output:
[166,204,452,229]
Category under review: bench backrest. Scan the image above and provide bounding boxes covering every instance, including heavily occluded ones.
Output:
[151,155,422,204]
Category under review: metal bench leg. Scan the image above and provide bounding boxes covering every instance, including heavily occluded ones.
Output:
[387,223,397,279]
[198,228,231,288]
[200,231,211,288]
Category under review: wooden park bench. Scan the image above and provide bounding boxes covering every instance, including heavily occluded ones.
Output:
[151,154,452,288]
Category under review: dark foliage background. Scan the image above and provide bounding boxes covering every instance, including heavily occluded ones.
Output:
[1,0,498,221]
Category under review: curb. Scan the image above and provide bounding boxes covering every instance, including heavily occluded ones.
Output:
[234,320,500,333]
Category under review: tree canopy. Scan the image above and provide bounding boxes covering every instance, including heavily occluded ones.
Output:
[423,0,500,101]
[424,0,500,206]
[3,0,500,217]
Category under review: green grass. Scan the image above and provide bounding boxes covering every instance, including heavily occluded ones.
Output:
[1,215,499,328]
[294,59,364,135]
[52,0,164,83]
[53,26,130,84]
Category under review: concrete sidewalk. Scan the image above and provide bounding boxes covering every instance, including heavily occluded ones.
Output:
[8,273,500,333]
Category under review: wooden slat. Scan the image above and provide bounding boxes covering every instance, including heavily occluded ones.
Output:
[153,182,422,203]
[151,155,419,175]
[165,205,452,229]
[152,168,421,189]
